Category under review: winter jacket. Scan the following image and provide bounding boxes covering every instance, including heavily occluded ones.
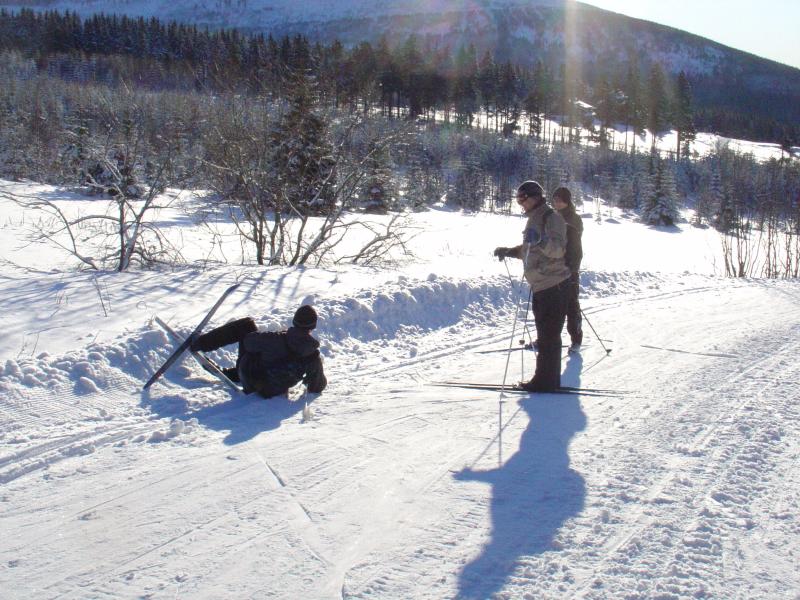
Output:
[557,202,584,273]
[508,202,571,293]
[238,327,327,398]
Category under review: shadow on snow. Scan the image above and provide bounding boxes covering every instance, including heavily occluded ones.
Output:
[454,353,587,598]
[142,384,317,445]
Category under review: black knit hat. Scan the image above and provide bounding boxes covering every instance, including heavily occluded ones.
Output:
[292,305,318,329]
[517,180,544,198]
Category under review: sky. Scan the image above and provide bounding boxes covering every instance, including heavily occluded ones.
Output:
[580,0,800,70]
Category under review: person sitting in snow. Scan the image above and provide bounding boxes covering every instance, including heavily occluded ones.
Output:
[493,180,571,392]
[191,305,327,398]
[552,186,583,353]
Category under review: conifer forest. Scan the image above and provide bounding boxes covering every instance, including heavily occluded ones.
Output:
[1,8,798,277]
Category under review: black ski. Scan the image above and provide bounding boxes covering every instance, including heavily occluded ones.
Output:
[477,343,583,355]
[433,381,629,396]
[444,381,630,394]
[155,316,244,393]
[143,283,240,390]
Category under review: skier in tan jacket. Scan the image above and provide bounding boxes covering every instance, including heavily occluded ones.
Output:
[494,180,571,392]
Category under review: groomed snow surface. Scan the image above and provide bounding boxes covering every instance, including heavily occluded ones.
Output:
[1,183,799,599]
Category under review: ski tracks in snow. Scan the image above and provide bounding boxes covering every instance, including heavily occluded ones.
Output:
[500,298,800,598]
[2,277,800,599]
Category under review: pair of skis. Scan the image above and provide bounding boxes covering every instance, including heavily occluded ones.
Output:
[154,316,243,393]
[432,381,629,397]
[143,283,241,391]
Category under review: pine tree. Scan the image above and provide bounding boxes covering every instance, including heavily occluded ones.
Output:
[270,73,335,214]
[361,141,395,213]
[405,153,434,211]
[641,156,680,225]
[645,64,671,154]
[674,71,696,159]
[710,164,736,232]
[453,44,478,127]
[594,79,616,147]
[476,51,497,130]
[623,64,645,153]
[695,162,723,227]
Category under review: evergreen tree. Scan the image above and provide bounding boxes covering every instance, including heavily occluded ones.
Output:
[476,51,497,130]
[623,64,645,153]
[270,73,335,214]
[453,44,478,126]
[361,141,395,213]
[696,162,723,227]
[674,71,696,159]
[645,64,671,154]
[594,79,616,147]
[710,163,736,232]
[405,149,437,211]
[641,156,680,225]
[398,35,423,118]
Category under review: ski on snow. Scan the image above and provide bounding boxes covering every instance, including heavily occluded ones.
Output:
[432,381,630,397]
[154,316,244,394]
[476,343,583,355]
[143,283,240,390]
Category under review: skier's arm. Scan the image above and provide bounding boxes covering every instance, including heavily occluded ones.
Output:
[303,352,327,394]
[537,212,567,259]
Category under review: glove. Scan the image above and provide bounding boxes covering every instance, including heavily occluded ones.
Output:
[493,247,511,261]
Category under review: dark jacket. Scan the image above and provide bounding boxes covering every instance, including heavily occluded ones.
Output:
[238,327,327,397]
[557,202,583,273]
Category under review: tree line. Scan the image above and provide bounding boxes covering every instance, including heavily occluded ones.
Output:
[0,9,798,277]
[1,8,797,150]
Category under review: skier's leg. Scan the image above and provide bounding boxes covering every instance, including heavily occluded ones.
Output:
[566,271,583,346]
[527,283,566,390]
[194,317,257,353]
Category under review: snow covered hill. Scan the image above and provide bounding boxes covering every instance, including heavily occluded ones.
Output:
[5,0,800,84]
[3,0,561,27]
[1,181,799,598]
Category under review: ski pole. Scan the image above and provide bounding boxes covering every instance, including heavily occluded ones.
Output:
[502,259,535,349]
[580,307,612,355]
[499,237,535,390]
[498,256,532,393]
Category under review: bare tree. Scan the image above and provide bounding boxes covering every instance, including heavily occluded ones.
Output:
[1,124,186,271]
[203,86,414,268]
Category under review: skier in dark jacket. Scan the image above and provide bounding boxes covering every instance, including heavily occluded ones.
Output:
[493,180,571,392]
[552,186,583,352]
[191,305,327,398]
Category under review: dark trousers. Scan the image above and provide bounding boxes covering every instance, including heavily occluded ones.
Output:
[565,271,583,345]
[193,317,258,382]
[531,278,569,389]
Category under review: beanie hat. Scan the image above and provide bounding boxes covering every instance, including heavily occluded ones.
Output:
[553,186,572,206]
[292,305,318,329]
[517,180,545,198]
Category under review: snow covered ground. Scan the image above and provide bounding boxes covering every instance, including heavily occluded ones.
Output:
[1,181,799,599]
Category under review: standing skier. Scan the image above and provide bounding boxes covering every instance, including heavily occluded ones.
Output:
[552,186,583,352]
[191,305,327,398]
[494,181,571,392]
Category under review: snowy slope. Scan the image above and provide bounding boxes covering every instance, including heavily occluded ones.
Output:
[6,0,799,83]
[1,181,799,599]
[2,0,558,27]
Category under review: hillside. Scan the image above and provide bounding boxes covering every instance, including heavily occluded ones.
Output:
[3,0,799,143]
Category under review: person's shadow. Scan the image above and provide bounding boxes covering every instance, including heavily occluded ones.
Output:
[454,353,586,598]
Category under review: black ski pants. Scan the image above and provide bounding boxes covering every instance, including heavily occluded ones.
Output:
[531,277,569,390]
[566,271,583,346]
[193,317,258,382]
